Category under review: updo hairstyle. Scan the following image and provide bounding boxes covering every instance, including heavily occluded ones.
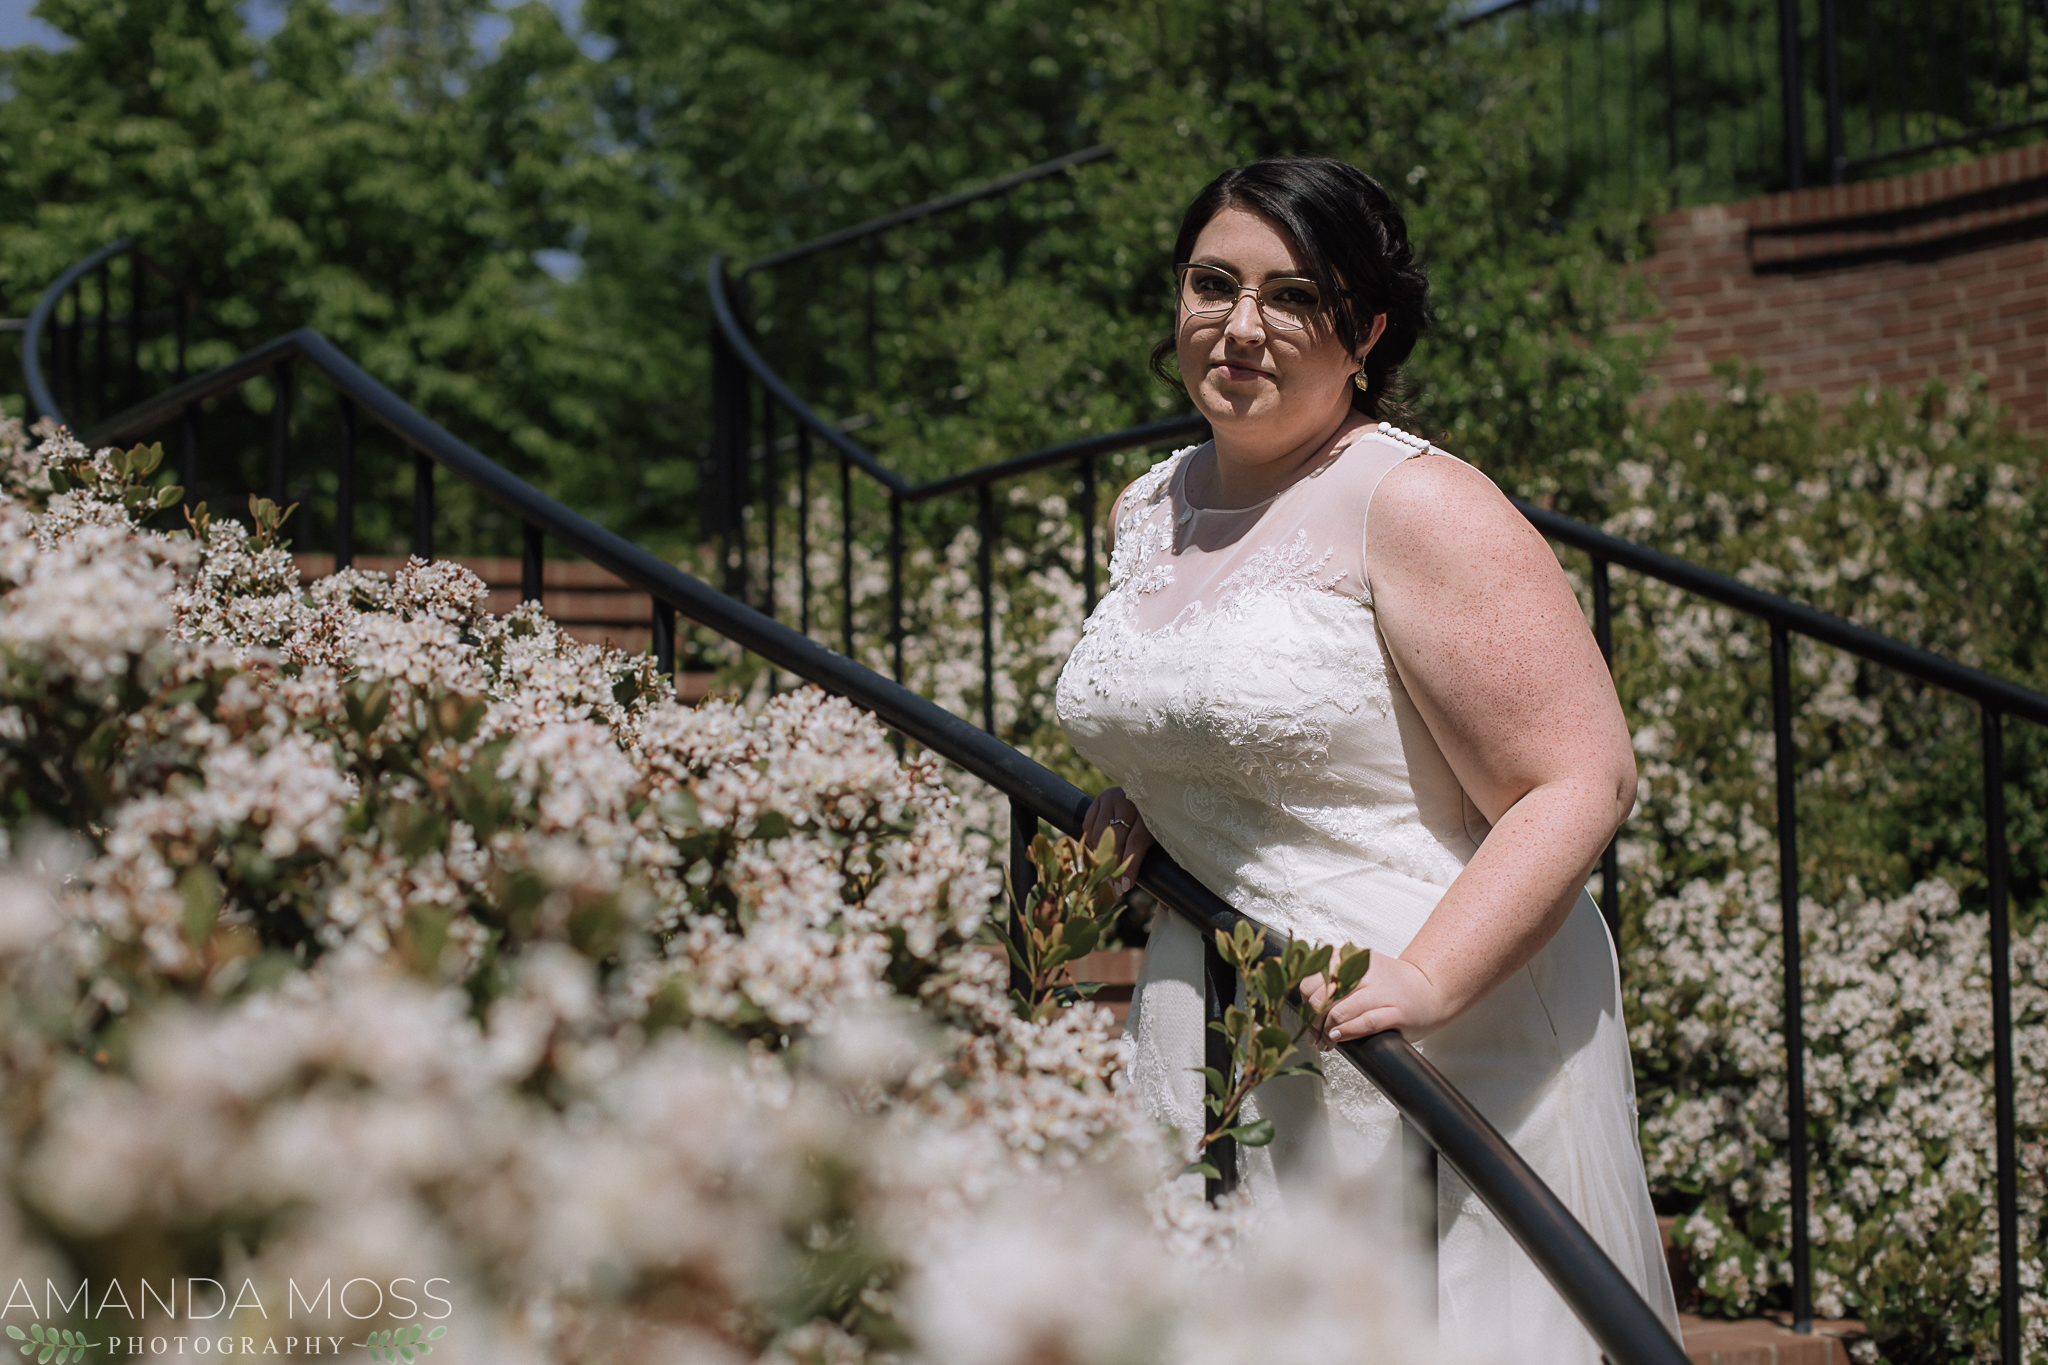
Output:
[1149,157,1430,423]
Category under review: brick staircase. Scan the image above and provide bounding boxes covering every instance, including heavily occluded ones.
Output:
[1068,949,1866,1363]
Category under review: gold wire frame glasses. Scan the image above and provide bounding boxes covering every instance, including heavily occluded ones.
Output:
[1173,263,1327,331]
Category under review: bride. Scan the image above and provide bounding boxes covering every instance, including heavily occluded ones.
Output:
[1053,158,1680,1358]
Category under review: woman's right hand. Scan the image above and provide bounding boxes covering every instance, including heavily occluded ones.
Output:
[1080,786,1154,895]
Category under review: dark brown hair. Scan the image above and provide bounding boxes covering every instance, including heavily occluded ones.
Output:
[1149,158,1430,422]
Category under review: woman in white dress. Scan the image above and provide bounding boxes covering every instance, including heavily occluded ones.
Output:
[1053,158,1680,1359]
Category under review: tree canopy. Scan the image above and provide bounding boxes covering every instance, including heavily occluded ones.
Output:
[0,0,1659,552]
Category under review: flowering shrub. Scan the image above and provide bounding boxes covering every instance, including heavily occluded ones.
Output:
[1584,373,2048,1362]
[0,421,1443,1363]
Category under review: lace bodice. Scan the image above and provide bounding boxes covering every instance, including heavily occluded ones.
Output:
[1054,428,1491,953]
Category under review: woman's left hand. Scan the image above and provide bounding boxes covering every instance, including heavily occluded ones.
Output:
[1302,952,1453,1044]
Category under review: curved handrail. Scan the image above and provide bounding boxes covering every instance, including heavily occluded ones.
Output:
[739,143,1115,277]
[51,316,1689,1365]
[1518,500,2048,726]
[23,236,137,425]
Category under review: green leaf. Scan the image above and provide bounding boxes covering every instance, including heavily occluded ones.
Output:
[177,863,225,945]
[426,1327,447,1340]
[37,1342,52,1364]
[1336,946,1372,993]
[5,1329,22,1341]
[156,484,184,508]
[750,810,791,840]
[27,1328,41,1344]
[401,1347,417,1362]
[1225,1117,1277,1147]
[1197,1065,1227,1098]
[1180,1160,1221,1180]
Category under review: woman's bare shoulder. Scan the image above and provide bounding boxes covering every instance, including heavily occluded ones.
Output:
[1367,450,1544,570]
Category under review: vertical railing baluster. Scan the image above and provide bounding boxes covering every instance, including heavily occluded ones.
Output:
[411,450,434,561]
[335,398,356,571]
[865,235,879,390]
[761,394,777,617]
[977,483,997,734]
[1778,0,1807,188]
[125,254,143,410]
[1982,707,2020,1365]
[653,602,677,678]
[268,362,292,506]
[1820,0,1846,182]
[2022,0,2034,121]
[1080,456,1098,615]
[1663,0,1679,196]
[839,452,855,660]
[888,494,904,685]
[1769,624,1812,1334]
[66,286,83,420]
[174,288,188,382]
[706,329,732,548]
[797,425,813,637]
[1402,1118,1439,1325]
[521,522,544,605]
[1202,935,1239,1202]
[94,263,110,425]
[1007,800,1037,1001]
[178,404,199,514]
[651,601,675,679]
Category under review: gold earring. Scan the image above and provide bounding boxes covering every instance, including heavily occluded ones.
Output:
[1353,370,1369,391]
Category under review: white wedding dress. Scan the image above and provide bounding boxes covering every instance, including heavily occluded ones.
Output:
[1054,429,1680,1361]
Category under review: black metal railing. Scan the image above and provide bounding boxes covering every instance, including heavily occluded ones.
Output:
[23,238,202,487]
[1521,502,2045,1352]
[22,250,1690,1365]
[705,146,1201,730]
[1465,0,2048,201]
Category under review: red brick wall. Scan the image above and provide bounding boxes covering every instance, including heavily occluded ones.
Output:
[1639,142,2048,431]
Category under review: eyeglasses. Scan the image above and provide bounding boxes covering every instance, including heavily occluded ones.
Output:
[1174,263,1327,331]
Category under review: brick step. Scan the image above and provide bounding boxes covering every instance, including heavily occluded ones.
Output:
[1677,1312,1862,1365]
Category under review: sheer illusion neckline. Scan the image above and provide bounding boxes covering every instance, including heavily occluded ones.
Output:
[1173,428,1375,518]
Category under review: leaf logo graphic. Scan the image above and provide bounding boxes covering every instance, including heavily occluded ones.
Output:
[5,1325,102,1364]
[356,1324,448,1362]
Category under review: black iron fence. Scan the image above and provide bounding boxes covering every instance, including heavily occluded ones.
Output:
[21,246,1691,1365]
[1468,0,2048,202]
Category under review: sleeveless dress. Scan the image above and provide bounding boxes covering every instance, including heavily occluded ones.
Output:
[1054,428,1680,1361]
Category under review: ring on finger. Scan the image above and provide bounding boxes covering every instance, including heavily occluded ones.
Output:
[1108,817,1130,829]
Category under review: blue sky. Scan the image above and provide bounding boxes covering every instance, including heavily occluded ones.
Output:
[0,2,572,53]
[0,1,65,48]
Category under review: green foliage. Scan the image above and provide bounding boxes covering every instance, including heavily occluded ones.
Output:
[1601,369,2048,1359]
[5,1325,101,1365]
[1185,922,1367,1179]
[1595,368,2047,937]
[996,829,1127,1022]
[355,1324,448,1363]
